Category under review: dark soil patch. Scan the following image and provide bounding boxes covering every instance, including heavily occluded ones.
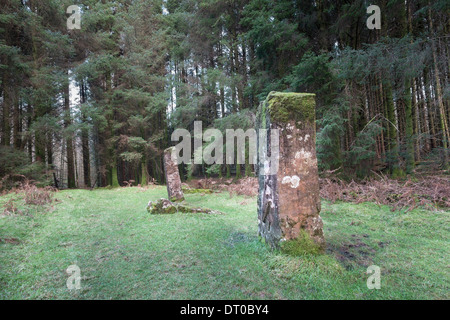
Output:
[377,240,390,248]
[0,237,20,245]
[327,235,376,270]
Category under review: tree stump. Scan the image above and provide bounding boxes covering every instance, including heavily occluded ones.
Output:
[257,92,325,253]
[164,147,185,202]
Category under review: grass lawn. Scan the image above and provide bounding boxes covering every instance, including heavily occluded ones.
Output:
[0,186,448,299]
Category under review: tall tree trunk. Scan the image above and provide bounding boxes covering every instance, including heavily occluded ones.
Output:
[64,78,76,188]
[111,159,120,188]
[428,2,449,169]
[403,0,415,173]
[412,77,421,162]
[377,74,387,159]
[404,78,415,174]
[230,34,237,113]
[13,88,21,149]
[2,75,11,146]
[80,80,91,187]
[385,82,403,176]
[423,70,437,149]
[26,104,33,162]
[46,131,53,167]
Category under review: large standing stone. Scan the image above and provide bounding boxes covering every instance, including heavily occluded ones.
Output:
[256,92,325,252]
[164,147,185,202]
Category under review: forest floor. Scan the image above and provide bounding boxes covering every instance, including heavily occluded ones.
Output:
[0,186,448,299]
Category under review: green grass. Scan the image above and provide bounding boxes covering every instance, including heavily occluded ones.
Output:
[0,186,449,299]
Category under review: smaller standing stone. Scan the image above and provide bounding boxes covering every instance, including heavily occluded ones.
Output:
[164,147,185,202]
[147,198,223,215]
[147,199,178,214]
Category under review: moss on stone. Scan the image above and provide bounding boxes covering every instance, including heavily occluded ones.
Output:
[280,230,323,256]
[170,196,185,202]
[111,165,120,188]
[266,91,316,125]
[147,198,223,215]
[147,199,178,214]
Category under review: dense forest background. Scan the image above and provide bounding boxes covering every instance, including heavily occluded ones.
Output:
[0,0,448,189]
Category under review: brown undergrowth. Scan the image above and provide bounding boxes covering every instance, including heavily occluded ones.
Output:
[186,177,259,197]
[320,174,449,211]
[1,180,57,216]
[186,174,449,211]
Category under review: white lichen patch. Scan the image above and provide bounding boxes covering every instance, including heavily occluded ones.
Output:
[294,148,313,160]
[282,176,291,184]
[291,175,300,188]
[281,175,300,188]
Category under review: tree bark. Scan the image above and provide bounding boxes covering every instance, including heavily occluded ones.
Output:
[64,77,76,188]
[428,2,449,169]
